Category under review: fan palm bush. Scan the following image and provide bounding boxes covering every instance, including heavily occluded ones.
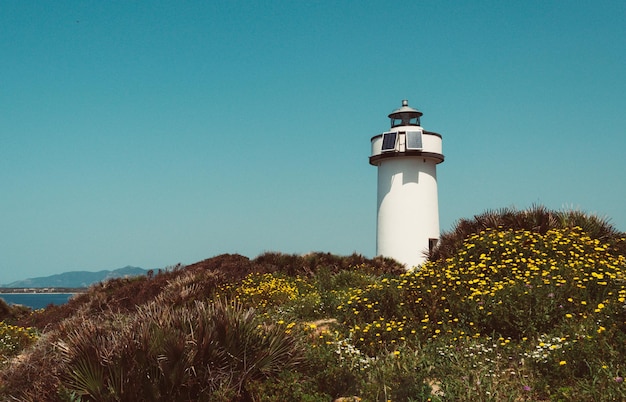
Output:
[51,298,304,401]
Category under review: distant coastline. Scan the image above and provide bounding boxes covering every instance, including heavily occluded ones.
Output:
[0,288,86,294]
[0,292,81,309]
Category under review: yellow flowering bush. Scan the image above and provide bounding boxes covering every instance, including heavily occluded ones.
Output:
[0,321,38,360]
[337,227,625,349]
[219,272,322,319]
[414,227,626,339]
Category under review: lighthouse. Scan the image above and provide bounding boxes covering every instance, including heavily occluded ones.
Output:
[369,100,444,269]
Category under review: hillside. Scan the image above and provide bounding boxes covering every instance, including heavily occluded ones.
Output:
[0,207,624,401]
[2,266,149,288]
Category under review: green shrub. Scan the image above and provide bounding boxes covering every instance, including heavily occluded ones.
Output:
[247,370,330,401]
[303,332,361,398]
[0,321,38,360]
[357,347,431,402]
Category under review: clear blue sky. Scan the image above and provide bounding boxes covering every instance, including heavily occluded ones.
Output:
[2,1,625,283]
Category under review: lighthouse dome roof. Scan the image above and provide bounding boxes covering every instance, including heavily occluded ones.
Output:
[388,99,423,119]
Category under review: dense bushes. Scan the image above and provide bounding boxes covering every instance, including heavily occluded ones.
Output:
[1,207,625,401]
[431,205,625,261]
[0,297,32,323]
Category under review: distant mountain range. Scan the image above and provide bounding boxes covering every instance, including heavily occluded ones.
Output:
[1,266,149,288]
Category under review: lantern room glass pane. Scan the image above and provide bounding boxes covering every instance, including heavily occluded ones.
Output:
[391,117,420,127]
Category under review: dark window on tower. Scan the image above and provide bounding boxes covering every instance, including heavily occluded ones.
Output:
[381,132,397,152]
[429,238,439,253]
[406,130,423,150]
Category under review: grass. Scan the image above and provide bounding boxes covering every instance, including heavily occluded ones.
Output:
[0,206,624,401]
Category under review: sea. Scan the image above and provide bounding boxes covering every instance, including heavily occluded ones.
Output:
[0,293,76,310]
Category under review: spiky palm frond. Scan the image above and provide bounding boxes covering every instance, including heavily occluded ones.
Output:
[57,320,121,402]
[64,356,107,401]
[53,297,303,401]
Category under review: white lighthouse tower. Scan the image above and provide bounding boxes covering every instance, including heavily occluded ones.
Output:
[369,100,444,269]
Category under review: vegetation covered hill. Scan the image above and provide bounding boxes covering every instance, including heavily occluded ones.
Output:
[0,206,625,401]
[2,266,149,289]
